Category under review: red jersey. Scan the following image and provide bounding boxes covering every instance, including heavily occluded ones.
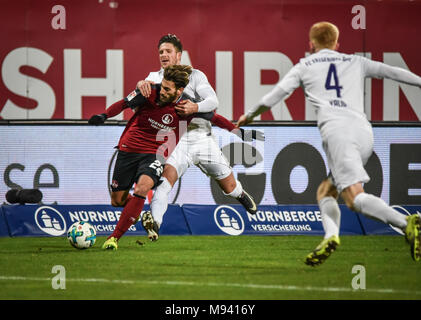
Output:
[104,85,236,159]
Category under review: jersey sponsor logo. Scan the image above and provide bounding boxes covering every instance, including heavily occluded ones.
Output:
[148,118,176,131]
[214,205,244,236]
[34,206,67,236]
[162,114,174,125]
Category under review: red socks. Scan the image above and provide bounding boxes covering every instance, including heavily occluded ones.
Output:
[109,194,145,240]
[124,194,133,206]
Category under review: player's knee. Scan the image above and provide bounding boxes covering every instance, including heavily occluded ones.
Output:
[111,198,125,207]
[110,193,126,207]
[341,184,364,211]
[342,195,356,211]
[220,179,237,194]
[316,179,338,202]
[133,184,150,197]
[162,165,178,186]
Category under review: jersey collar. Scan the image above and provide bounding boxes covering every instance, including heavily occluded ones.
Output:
[318,48,336,54]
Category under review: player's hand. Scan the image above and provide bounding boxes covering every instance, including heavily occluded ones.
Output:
[136,80,155,97]
[175,99,199,116]
[88,113,107,125]
[236,114,253,127]
[232,128,265,142]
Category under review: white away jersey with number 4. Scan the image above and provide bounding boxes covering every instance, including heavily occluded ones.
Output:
[260,48,421,122]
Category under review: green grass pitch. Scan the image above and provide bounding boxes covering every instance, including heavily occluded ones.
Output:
[0,235,420,300]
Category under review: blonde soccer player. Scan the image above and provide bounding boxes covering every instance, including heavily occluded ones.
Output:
[237,21,421,265]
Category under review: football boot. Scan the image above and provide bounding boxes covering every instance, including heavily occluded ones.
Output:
[305,235,340,266]
[142,210,160,241]
[404,214,421,262]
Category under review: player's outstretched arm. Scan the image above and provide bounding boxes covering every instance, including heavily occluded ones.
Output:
[237,104,271,127]
[363,58,421,88]
[238,65,300,127]
[88,88,146,125]
[88,99,127,125]
[194,112,265,141]
[88,113,108,125]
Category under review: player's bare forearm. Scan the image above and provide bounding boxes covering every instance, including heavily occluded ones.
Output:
[137,80,155,97]
[194,112,264,141]
[237,114,253,127]
[175,99,199,116]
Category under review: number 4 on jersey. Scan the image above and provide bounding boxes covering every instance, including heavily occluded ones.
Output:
[325,63,343,98]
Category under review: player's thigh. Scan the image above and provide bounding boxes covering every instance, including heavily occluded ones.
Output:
[134,154,164,191]
[195,138,232,180]
[133,174,156,197]
[111,150,143,192]
[215,172,237,194]
[161,163,179,186]
[341,182,364,209]
[355,123,374,166]
[316,177,338,202]
[166,140,193,179]
[323,130,371,193]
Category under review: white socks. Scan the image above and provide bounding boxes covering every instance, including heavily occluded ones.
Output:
[223,180,244,199]
[353,192,407,230]
[150,177,172,227]
[319,196,341,239]
[319,193,408,237]
[151,178,244,228]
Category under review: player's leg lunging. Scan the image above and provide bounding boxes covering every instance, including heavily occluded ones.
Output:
[306,178,341,266]
[103,175,153,250]
[217,174,257,215]
[144,164,179,241]
[346,184,420,261]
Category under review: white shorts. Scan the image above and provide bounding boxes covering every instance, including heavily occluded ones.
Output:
[166,131,232,180]
[320,114,374,193]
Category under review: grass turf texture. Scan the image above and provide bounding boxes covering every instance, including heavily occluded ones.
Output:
[0,235,420,300]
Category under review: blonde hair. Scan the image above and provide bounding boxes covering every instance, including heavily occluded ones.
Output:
[163,65,192,89]
[309,22,339,49]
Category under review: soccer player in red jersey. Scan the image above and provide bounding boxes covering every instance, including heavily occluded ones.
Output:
[138,34,262,242]
[89,65,262,250]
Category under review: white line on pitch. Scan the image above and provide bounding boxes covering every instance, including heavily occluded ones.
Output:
[0,275,420,296]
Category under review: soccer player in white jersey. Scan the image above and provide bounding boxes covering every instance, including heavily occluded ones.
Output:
[237,22,421,265]
[137,34,258,240]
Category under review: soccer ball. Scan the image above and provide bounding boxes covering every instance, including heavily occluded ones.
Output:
[67,221,96,249]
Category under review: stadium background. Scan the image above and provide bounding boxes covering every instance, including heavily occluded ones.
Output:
[1,0,420,122]
[0,0,420,233]
[1,0,421,303]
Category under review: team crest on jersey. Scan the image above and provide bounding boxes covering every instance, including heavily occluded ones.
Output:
[162,114,173,125]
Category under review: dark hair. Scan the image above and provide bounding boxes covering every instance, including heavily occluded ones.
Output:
[158,34,183,52]
[163,65,192,89]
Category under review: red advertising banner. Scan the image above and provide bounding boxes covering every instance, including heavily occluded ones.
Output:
[0,0,420,121]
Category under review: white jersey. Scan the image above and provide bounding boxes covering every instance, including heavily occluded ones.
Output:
[249,49,421,126]
[248,49,421,191]
[146,68,219,135]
